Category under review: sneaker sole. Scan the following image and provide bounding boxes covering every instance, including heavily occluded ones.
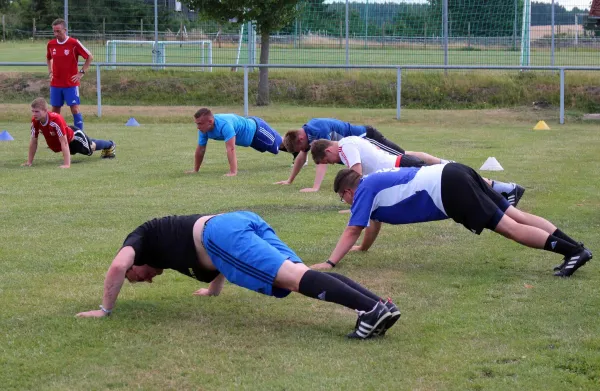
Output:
[376,312,401,337]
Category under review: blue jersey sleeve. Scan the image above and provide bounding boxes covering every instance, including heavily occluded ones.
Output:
[198,131,208,146]
[348,184,376,227]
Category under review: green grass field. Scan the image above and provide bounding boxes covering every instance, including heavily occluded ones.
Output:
[1,105,599,390]
[1,41,599,73]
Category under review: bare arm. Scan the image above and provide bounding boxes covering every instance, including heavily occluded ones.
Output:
[354,220,382,251]
[23,137,39,166]
[193,273,226,297]
[58,135,71,168]
[275,150,308,185]
[186,145,206,173]
[76,246,135,318]
[299,163,328,192]
[350,162,363,175]
[224,137,237,176]
[47,58,53,81]
[311,225,364,270]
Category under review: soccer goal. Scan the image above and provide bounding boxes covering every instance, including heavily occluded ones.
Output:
[105,40,213,71]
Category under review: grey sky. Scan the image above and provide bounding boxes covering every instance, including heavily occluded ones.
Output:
[325,1,591,12]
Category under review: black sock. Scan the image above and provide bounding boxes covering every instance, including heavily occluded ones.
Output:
[298,270,376,312]
[552,229,579,246]
[326,272,384,302]
[544,235,579,256]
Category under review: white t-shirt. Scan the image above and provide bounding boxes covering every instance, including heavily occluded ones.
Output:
[338,136,398,175]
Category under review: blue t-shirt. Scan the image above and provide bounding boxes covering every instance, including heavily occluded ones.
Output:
[303,118,367,144]
[348,165,449,227]
[198,114,257,147]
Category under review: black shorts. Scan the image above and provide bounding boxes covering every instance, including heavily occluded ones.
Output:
[365,126,405,155]
[69,127,93,156]
[441,163,510,234]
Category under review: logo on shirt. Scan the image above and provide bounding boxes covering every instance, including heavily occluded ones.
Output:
[50,131,56,136]
[64,49,70,55]
[52,48,56,55]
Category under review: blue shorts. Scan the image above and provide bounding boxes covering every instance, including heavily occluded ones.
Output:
[50,86,80,107]
[203,211,302,298]
[249,117,282,155]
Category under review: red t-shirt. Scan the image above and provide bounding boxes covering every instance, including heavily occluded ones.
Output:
[46,36,91,88]
[31,112,74,153]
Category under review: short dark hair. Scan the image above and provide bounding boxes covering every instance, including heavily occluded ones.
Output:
[52,19,66,28]
[194,108,213,119]
[333,169,361,194]
[310,139,333,164]
[282,129,303,153]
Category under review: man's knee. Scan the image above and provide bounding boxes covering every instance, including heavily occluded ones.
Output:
[274,261,309,292]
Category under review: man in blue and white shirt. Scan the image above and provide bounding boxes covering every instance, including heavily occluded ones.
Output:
[311,164,592,278]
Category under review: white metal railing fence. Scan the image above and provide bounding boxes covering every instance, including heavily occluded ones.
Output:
[1,62,600,124]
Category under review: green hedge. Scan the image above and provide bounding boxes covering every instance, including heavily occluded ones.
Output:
[1,70,599,111]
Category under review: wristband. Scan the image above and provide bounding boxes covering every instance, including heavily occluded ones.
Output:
[99,305,112,315]
[326,260,336,268]
[79,69,85,74]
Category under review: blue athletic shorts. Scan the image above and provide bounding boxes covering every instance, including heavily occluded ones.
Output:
[203,211,302,298]
[249,117,282,155]
[50,86,80,107]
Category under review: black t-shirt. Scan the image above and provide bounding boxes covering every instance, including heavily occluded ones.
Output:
[122,215,220,283]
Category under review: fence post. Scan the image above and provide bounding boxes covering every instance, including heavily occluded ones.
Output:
[443,0,448,75]
[32,18,35,39]
[96,65,102,118]
[364,0,368,50]
[244,66,249,117]
[560,68,565,124]
[551,0,555,66]
[2,15,5,42]
[64,0,68,30]
[345,0,349,69]
[396,67,402,120]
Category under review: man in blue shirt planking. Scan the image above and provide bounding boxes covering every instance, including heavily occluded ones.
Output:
[311,164,592,279]
[186,108,285,176]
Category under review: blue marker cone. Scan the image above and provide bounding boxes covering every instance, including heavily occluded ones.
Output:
[0,130,14,141]
[125,117,140,127]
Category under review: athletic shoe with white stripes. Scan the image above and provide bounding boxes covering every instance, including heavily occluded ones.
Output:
[503,183,525,207]
[346,301,391,339]
[101,141,116,159]
[375,298,401,337]
[553,246,593,277]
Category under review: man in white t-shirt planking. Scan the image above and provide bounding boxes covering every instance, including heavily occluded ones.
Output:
[310,136,525,207]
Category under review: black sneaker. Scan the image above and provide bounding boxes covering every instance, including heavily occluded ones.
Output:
[553,242,587,271]
[553,247,593,277]
[346,301,391,339]
[375,298,401,337]
[101,141,116,159]
[503,183,525,207]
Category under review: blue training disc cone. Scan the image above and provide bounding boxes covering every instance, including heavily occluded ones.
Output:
[125,117,140,127]
[0,130,14,141]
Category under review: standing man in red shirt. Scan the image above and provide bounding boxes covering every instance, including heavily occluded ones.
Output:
[47,18,93,131]
[22,98,116,168]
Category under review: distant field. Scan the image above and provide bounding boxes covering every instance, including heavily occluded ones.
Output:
[1,40,599,73]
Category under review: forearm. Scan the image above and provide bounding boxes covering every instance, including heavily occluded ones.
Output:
[358,221,382,251]
[287,151,306,182]
[328,227,363,264]
[194,146,206,171]
[102,267,127,310]
[208,274,225,296]
[47,59,52,74]
[312,164,328,190]
[27,140,38,164]
[82,56,93,72]
[60,140,71,166]
[226,147,237,173]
